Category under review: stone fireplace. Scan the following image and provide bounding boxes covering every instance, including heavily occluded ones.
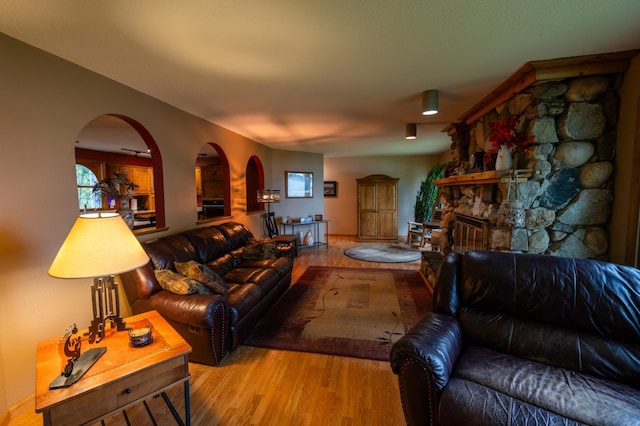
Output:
[433,51,638,261]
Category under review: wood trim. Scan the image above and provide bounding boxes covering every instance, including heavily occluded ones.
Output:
[625,96,640,267]
[434,170,532,187]
[0,395,34,426]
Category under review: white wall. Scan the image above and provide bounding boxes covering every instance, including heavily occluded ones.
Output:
[0,34,275,411]
[323,155,440,236]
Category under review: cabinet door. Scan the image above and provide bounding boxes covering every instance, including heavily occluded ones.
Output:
[133,167,151,194]
[376,183,397,238]
[212,165,223,181]
[118,166,151,195]
[195,167,202,195]
[201,165,224,198]
[356,175,399,240]
[358,183,378,239]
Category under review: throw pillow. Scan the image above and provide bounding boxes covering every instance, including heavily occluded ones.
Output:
[242,239,278,260]
[174,260,229,295]
[154,269,212,295]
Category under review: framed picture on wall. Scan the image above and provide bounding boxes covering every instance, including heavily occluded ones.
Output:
[324,181,337,197]
[285,171,313,198]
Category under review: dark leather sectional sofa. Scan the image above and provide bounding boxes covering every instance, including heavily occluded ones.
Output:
[391,251,640,425]
[120,222,293,365]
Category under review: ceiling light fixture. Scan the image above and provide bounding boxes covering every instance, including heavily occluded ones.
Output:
[422,90,439,115]
[405,123,417,140]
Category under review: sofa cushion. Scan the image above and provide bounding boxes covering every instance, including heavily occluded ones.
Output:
[458,308,640,387]
[217,222,253,250]
[456,251,640,341]
[442,346,640,426]
[439,378,583,426]
[205,253,235,276]
[174,260,230,295]
[223,267,278,290]
[154,269,212,295]
[242,239,278,260]
[237,256,293,278]
[225,284,263,325]
[181,227,229,263]
[144,235,200,271]
[439,250,640,386]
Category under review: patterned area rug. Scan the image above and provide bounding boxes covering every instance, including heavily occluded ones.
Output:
[245,266,432,361]
[344,245,422,263]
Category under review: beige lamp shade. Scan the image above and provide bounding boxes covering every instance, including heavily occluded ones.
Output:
[48,213,149,279]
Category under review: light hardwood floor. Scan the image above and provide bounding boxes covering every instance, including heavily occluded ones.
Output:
[13,235,423,426]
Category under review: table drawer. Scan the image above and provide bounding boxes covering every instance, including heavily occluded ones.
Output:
[47,356,188,425]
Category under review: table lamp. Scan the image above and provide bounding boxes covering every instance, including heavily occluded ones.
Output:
[257,189,280,237]
[257,189,280,214]
[49,212,149,344]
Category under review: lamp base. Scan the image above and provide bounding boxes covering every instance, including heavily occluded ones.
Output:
[88,276,129,344]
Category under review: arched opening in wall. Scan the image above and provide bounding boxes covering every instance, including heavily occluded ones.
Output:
[75,114,165,232]
[246,155,265,214]
[196,142,231,221]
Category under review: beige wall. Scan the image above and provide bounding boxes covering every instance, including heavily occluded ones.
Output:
[323,155,440,236]
[610,54,640,265]
[0,34,280,411]
[1,30,637,418]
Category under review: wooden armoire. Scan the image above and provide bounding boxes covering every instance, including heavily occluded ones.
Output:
[356,174,399,240]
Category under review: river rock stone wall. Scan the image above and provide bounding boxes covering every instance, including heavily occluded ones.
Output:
[440,74,621,260]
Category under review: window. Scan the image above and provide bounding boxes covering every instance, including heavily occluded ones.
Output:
[76,164,101,210]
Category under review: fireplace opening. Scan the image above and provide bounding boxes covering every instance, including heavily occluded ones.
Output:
[454,214,489,253]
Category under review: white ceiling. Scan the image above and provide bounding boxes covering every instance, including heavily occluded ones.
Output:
[2,1,640,157]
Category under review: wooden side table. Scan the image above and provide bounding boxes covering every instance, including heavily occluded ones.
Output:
[35,310,192,425]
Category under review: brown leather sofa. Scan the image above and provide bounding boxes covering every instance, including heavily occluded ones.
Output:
[391,251,640,425]
[120,222,293,365]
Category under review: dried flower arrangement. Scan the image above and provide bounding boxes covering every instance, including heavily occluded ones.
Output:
[489,116,534,153]
[92,172,138,200]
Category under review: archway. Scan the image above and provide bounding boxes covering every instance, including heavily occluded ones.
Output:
[246,155,265,213]
[75,114,165,230]
[196,142,231,220]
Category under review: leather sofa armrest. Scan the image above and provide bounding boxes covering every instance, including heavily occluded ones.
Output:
[391,312,462,390]
[148,291,228,328]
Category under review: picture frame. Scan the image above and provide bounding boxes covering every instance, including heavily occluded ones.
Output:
[324,181,337,197]
[285,171,313,198]
[314,214,323,221]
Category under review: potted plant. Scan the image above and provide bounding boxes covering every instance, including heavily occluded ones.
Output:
[414,165,443,223]
[93,172,138,228]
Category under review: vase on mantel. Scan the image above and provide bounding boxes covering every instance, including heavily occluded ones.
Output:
[495,145,513,171]
[484,151,498,171]
[117,197,135,229]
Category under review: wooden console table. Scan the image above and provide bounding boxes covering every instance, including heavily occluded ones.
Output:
[282,220,329,249]
[35,310,192,425]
